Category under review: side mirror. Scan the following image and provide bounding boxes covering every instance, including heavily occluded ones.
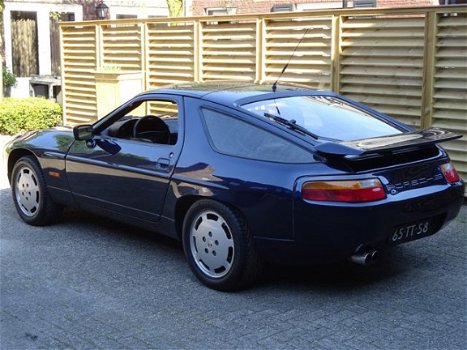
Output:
[73,125,93,141]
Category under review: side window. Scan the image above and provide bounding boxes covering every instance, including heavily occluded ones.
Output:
[202,108,312,163]
[107,99,179,145]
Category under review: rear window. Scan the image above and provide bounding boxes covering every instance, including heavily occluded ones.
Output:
[242,95,403,141]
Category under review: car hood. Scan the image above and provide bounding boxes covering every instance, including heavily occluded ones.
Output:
[6,126,75,154]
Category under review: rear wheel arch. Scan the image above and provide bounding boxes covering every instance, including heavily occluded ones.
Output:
[175,195,202,240]
[174,195,248,240]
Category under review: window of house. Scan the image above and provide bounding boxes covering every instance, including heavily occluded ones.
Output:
[205,7,237,16]
[353,0,377,8]
[61,13,75,21]
[271,4,294,12]
[342,0,377,8]
[116,14,138,19]
[11,11,39,77]
[201,108,312,163]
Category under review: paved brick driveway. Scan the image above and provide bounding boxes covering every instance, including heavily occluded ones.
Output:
[1,136,466,349]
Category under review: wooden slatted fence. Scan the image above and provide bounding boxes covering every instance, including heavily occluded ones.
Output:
[60,5,467,185]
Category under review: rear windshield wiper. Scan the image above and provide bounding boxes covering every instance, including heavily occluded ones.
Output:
[264,112,325,140]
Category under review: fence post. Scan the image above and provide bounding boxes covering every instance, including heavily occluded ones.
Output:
[95,24,103,71]
[330,14,341,93]
[141,23,148,91]
[255,18,265,83]
[421,11,438,129]
[59,25,66,124]
[194,20,202,82]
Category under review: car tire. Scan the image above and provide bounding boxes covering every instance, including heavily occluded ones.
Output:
[11,156,63,226]
[182,199,263,291]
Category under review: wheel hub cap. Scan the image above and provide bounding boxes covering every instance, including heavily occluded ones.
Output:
[190,210,234,278]
[15,166,40,217]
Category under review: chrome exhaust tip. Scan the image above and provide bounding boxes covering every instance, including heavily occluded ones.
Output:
[349,252,372,265]
[349,250,379,266]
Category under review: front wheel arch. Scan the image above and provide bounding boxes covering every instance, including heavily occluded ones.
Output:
[11,155,63,226]
[8,149,38,182]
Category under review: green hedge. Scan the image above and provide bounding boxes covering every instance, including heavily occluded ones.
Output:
[0,98,63,135]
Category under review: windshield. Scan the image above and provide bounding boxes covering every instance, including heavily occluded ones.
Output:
[242,95,403,141]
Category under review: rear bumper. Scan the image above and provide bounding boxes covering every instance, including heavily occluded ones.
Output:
[255,182,464,264]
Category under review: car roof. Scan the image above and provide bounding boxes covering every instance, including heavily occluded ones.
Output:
[140,82,333,106]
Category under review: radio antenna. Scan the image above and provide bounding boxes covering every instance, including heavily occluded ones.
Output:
[272,27,311,93]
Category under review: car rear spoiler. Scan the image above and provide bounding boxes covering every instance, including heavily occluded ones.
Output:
[315,128,462,158]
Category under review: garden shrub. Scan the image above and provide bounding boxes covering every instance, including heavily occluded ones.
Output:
[0,98,62,135]
[2,66,16,87]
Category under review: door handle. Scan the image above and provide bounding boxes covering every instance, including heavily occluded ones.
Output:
[157,157,170,168]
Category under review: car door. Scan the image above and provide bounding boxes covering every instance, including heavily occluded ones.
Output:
[65,95,184,222]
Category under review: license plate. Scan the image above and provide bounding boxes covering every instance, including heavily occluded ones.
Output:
[390,220,432,245]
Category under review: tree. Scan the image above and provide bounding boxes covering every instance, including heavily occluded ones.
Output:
[167,0,183,17]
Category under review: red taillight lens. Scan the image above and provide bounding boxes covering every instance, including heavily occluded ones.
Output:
[440,162,460,183]
[302,179,386,203]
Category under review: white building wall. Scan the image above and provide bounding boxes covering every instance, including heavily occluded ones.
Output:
[184,0,193,16]
[106,0,169,19]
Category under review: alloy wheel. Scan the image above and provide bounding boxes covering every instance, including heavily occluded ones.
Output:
[15,165,40,217]
[189,210,235,278]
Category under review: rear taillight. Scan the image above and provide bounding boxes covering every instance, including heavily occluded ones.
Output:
[302,179,386,203]
[440,162,460,183]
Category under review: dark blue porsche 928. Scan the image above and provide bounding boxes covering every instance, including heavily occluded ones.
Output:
[5,82,464,290]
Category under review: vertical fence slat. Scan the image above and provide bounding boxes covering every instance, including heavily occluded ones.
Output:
[144,22,151,91]
[59,25,67,124]
[255,18,264,83]
[421,12,438,129]
[95,24,102,71]
[194,20,202,82]
[330,14,341,93]
[141,23,147,91]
